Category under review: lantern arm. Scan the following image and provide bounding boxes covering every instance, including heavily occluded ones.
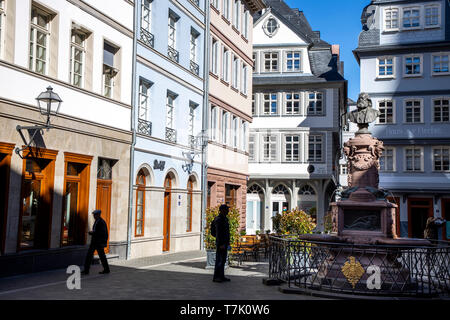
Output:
[14,123,54,158]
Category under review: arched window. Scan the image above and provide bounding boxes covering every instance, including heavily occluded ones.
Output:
[298,184,317,219]
[186,177,194,232]
[272,184,289,195]
[135,170,146,237]
[247,184,263,194]
[299,185,315,195]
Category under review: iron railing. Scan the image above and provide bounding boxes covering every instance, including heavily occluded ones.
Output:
[168,46,179,63]
[268,235,450,297]
[190,60,199,75]
[140,28,154,48]
[137,118,152,136]
[165,127,177,143]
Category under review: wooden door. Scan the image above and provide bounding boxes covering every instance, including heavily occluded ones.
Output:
[96,180,112,253]
[163,176,172,252]
[408,198,433,239]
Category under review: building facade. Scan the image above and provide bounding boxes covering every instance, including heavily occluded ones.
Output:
[247,0,347,234]
[0,0,133,273]
[354,0,450,240]
[129,0,206,259]
[206,0,265,230]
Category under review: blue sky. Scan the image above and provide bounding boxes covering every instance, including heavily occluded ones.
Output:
[284,0,369,101]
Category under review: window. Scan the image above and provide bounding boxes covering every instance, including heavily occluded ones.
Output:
[384,8,399,31]
[249,134,255,161]
[286,51,301,72]
[378,100,394,124]
[308,135,323,162]
[211,0,219,9]
[243,10,249,39]
[135,170,146,237]
[432,54,449,75]
[233,0,240,31]
[232,116,239,148]
[225,184,239,207]
[138,79,152,136]
[284,135,300,162]
[285,93,301,115]
[307,92,323,115]
[404,99,422,123]
[232,55,239,89]
[0,0,5,58]
[211,38,219,75]
[433,147,450,172]
[168,11,179,62]
[140,0,154,47]
[380,147,395,172]
[222,111,229,145]
[189,103,196,142]
[405,147,422,172]
[70,29,86,88]
[263,17,279,37]
[252,52,257,72]
[190,29,200,75]
[251,94,256,115]
[377,57,394,77]
[263,135,277,162]
[425,5,439,27]
[241,64,248,95]
[103,42,119,98]
[241,121,247,151]
[210,106,218,141]
[404,55,422,76]
[263,93,278,115]
[166,92,176,129]
[222,47,230,82]
[403,8,420,29]
[264,52,278,72]
[433,98,449,122]
[29,6,51,74]
[223,0,231,21]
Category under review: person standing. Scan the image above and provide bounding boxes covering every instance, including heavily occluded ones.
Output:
[212,204,231,283]
[82,210,110,275]
[424,217,446,240]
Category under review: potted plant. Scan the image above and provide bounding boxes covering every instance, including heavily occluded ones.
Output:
[204,205,240,268]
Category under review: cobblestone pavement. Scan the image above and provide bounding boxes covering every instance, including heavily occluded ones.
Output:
[0,250,325,300]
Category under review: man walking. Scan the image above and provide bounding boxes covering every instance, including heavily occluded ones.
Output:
[213,204,231,283]
[82,210,110,275]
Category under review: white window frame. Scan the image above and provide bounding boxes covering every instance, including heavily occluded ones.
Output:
[102,42,118,98]
[233,0,240,31]
[403,54,423,77]
[168,13,177,50]
[377,99,395,124]
[263,93,278,115]
[211,0,219,10]
[284,92,301,115]
[263,51,279,72]
[243,10,249,39]
[431,53,450,76]
[252,51,258,72]
[166,92,176,129]
[404,99,423,124]
[241,120,247,152]
[190,29,198,63]
[306,91,324,116]
[210,105,218,141]
[383,7,399,32]
[248,133,256,161]
[189,103,196,138]
[138,79,152,121]
[432,97,450,123]
[232,55,239,89]
[404,146,423,172]
[380,146,396,172]
[241,63,248,95]
[308,134,323,162]
[424,4,440,28]
[432,146,450,172]
[221,47,230,82]
[70,29,86,88]
[223,0,231,21]
[211,38,219,75]
[141,0,152,33]
[284,134,300,162]
[262,134,278,162]
[377,56,395,78]
[285,51,301,72]
[29,6,51,75]
[252,94,256,116]
[402,7,421,30]
[222,111,229,145]
[0,0,6,59]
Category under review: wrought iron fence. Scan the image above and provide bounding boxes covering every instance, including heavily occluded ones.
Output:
[268,235,450,297]
[140,28,154,48]
[165,127,177,143]
[137,118,152,136]
[190,60,199,75]
[168,46,179,63]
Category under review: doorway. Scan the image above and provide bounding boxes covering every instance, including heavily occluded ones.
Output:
[96,158,113,253]
[408,198,433,239]
[0,143,14,254]
[163,174,173,252]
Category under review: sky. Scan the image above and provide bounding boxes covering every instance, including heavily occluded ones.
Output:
[284,0,369,101]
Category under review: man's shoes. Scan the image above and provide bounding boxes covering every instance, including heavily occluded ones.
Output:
[222,277,231,282]
[99,270,110,274]
[212,278,223,283]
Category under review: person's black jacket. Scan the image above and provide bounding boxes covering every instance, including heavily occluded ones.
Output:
[214,214,230,248]
[91,218,108,248]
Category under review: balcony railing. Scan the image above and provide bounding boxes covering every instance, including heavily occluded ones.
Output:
[140,28,154,48]
[166,127,177,143]
[190,60,199,76]
[168,46,179,63]
[137,118,152,136]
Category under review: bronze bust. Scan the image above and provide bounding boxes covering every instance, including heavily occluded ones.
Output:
[348,93,380,134]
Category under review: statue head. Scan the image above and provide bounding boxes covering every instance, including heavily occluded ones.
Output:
[356,92,372,111]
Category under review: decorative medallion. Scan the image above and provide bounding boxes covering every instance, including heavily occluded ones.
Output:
[263,17,279,38]
[341,256,365,288]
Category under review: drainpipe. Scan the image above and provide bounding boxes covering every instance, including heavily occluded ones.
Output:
[200,2,211,251]
[126,1,138,260]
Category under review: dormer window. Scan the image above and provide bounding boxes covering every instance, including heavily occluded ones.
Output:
[402,7,420,29]
[263,17,279,37]
[425,5,440,27]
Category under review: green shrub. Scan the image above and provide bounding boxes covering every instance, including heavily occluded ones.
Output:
[271,208,316,236]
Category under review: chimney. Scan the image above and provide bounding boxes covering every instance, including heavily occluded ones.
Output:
[332,44,340,58]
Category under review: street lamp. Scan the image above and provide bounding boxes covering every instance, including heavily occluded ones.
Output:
[15,86,62,157]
